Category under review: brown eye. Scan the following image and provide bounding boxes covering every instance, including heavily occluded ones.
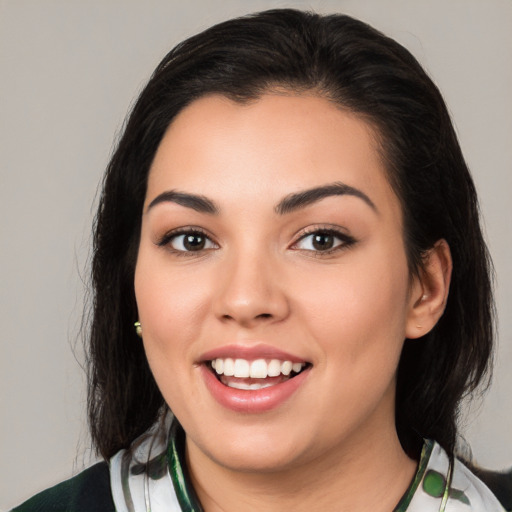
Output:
[167,231,217,252]
[294,229,355,253]
[183,233,206,251]
[311,233,335,251]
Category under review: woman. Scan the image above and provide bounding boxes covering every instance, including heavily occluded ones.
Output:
[13,8,509,512]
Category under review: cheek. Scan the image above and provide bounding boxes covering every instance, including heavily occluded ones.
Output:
[134,257,214,411]
[291,251,411,432]
[135,252,211,341]
[134,255,213,408]
[294,246,410,365]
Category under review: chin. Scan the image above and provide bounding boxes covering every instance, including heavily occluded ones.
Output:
[187,422,313,474]
[210,444,305,474]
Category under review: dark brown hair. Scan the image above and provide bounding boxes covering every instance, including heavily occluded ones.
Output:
[87,8,494,460]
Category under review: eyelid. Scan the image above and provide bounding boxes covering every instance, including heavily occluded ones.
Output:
[154,224,355,256]
[156,226,219,253]
[291,225,356,254]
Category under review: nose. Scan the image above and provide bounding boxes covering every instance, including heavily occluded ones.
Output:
[213,249,290,328]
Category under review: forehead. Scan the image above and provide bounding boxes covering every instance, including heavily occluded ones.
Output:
[146,93,398,218]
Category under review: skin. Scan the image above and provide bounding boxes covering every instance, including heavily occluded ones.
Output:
[134,93,452,511]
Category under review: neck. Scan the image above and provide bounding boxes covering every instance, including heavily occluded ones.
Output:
[185,422,417,512]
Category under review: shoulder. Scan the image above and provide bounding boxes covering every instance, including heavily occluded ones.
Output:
[11,461,115,512]
[452,458,509,511]
[469,465,512,512]
[405,440,508,511]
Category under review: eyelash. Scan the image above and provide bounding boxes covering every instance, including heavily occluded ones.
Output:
[156,227,218,256]
[156,226,356,256]
[291,227,356,256]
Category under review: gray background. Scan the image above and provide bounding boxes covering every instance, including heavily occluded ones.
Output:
[1,0,511,509]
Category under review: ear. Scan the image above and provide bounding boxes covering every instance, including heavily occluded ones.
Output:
[405,239,452,339]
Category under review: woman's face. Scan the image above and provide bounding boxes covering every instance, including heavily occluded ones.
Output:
[134,93,423,472]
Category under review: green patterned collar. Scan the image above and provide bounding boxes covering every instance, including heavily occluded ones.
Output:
[394,439,435,511]
[168,421,204,512]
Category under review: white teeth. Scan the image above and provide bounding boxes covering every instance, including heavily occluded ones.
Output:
[249,359,268,378]
[223,358,235,376]
[267,359,282,377]
[281,360,292,376]
[225,380,275,390]
[233,359,250,378]
[211,357,306,379]
[292,362,303,373]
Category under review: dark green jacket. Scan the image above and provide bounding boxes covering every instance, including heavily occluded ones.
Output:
[12,462,115,512]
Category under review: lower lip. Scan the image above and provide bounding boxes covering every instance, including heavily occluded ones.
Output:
[200,365,311,413]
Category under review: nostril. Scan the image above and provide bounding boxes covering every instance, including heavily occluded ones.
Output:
[257,313,273,319]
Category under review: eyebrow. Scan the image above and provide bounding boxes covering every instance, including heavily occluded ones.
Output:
[146,182,377,216]
[147,190,219,214]
[275,182,377,215]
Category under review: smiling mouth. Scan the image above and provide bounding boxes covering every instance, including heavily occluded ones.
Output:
[208,358,311,390]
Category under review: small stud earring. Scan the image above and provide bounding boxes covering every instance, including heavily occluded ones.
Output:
[134,321,142,338]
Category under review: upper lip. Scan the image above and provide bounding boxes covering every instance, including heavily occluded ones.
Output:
[199,344,308,364]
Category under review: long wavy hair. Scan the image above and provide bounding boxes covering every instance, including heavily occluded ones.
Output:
[87,8,494,460]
